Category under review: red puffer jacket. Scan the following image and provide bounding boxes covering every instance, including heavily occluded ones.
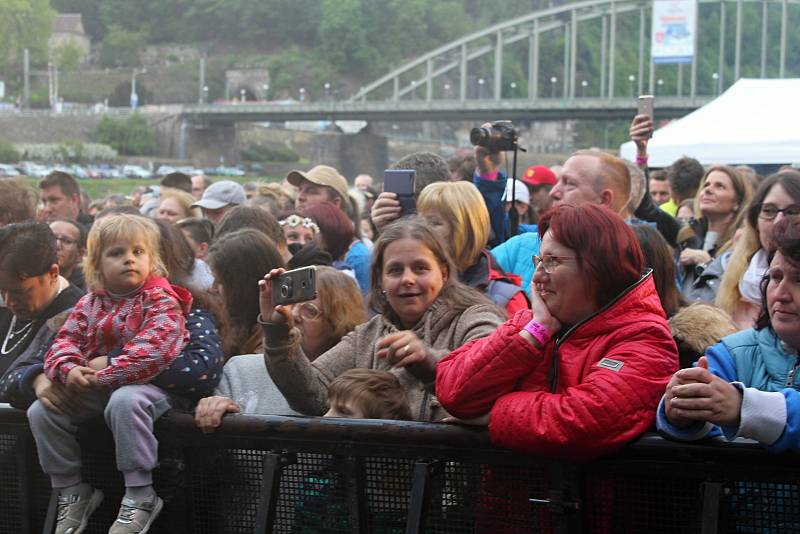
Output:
[436,272,678,460]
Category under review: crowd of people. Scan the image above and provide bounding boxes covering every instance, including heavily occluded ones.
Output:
[1,111,799,533]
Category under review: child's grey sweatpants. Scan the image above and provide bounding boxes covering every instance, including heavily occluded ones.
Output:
[27,383,172,488]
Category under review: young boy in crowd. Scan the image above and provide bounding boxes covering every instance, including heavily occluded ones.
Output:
[323,369,412,420]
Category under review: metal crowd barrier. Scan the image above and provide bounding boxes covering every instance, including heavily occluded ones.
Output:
[1,404,799,534]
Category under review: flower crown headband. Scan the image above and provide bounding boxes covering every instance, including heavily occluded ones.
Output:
[279,214,320,233]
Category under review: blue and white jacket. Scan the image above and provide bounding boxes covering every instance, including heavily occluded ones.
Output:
[657,327,800,452]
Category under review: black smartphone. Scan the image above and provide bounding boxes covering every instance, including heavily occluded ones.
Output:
[384,169,416,217]
[272,266,317,306]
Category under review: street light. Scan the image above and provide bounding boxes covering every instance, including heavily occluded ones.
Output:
[580,80,588,98]
[628,74,636,97]
[477,77,485,99]
[202,85,209,104]
[323,82,331,101]
[509,81,517,98]
[299,87,306,102]
[262,83,269,101]
[656,78,664,96]
[240,88,246,103]
[443,83,451,98]
[711,72,720,96]
[549,76,558,98]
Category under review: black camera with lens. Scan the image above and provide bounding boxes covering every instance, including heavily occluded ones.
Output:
[470,121,519,152]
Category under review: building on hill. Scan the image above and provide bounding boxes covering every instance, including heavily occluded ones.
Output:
[49,14,91,63]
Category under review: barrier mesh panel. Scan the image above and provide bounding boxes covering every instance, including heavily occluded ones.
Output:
[364,456,413,533]
[583,473,702,533]
[727,481,800,533]
[0,433,22,534]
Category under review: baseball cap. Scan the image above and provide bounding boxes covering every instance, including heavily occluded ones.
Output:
[502,179,530,204]
[521,165,557,187]
[191,180,246,210]
[287,165,349,201]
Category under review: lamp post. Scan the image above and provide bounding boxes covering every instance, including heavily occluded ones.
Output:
[580,80,588,98]
[711,72,719,96]
[509,81,517,99]
[656,78,664,96]
[299,87,306,102]
[240,89,246,103]
[549,76,558,98]
[323,82,331,101]
[202,85,208,104]
[262,83,269,101]
[443,83,451,99]
[628,74,636,97]
[477,77,485,99]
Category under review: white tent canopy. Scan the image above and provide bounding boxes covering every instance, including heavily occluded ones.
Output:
[620,78,800,167]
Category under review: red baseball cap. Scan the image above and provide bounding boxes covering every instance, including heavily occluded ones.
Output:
[521,165,557,187]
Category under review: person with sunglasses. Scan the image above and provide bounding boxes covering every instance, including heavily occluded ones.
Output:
[714,170,800,328]
[436,204,678,460]
[195,267,367,431]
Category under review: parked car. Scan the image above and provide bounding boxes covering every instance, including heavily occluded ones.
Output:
[122,165,153,179]
[0,164,20,177]
[17,161,49,178]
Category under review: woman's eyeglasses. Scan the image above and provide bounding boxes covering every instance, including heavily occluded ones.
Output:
[532,255,577,274]
[296,301,322,321]
[758,203,800,220]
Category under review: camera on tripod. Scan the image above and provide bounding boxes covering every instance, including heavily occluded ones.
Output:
[470,121,519,152]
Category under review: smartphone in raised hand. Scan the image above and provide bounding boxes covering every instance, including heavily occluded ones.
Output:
[272,266,317,306]
[383,169,416,217]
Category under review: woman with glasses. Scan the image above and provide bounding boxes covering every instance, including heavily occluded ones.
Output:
[0,222,84,411]
[659,216,800,452]
[195,267,368,429]
[257,218,505,422]
[48,219,87,290]
[715,170,800,328]
[436,204,678,459]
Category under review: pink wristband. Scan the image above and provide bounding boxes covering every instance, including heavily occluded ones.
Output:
[636,154,648,166]
[523,319,551,346]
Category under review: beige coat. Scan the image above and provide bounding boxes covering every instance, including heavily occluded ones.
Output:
[263,298,505,421]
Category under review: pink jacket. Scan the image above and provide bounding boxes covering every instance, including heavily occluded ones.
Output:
[44,276,192,389]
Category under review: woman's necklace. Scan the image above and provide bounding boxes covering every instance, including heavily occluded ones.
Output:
[1,315,35,355]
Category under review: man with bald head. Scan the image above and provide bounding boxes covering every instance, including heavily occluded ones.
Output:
[491,150,633,297]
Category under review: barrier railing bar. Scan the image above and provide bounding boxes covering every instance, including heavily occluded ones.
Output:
[254,450,296,534]
[343,455,368,534]
[700,481,723,534]
[405,459,443,534]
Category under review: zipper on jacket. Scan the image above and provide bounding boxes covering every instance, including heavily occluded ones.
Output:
[546,269,653,393]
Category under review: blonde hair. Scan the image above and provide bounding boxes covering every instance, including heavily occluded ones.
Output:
[678,165,753,252]
[160,190,201,220]
[417,181,489,272]
[316,266,367,341]
[716,170,800,315]
[83,214,166,291]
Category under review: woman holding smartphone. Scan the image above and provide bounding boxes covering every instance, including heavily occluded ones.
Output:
[258,217,506,421]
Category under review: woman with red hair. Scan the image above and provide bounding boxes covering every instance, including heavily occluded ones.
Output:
[302,202,356,279]
[436,203,679,459]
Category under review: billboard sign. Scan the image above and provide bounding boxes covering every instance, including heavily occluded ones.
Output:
[651,0,696,64]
